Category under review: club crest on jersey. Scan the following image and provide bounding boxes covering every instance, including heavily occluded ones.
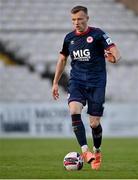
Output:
[87,36,93,43]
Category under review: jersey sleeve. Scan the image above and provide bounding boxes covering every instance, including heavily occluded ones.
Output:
[99,29,115,50]
[60,35,69,57]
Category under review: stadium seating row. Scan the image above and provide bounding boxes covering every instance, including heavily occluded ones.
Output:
[0,65,67,102]
[0,32,138,64]
[0,64,137,102]
[0,0,138,31]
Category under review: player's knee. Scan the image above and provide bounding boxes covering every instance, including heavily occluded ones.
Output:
[69,102,82,115]
[89,116,101,128]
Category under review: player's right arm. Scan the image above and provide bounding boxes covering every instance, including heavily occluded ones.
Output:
[52,53,68,100]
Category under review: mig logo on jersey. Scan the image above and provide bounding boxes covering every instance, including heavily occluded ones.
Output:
[73,49,91,61]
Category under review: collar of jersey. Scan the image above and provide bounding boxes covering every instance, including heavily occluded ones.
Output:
[75,26,91,36]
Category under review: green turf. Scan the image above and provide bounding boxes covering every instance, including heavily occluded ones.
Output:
[0,138,138,179]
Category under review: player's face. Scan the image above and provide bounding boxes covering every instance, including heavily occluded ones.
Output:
[71,11,89,33]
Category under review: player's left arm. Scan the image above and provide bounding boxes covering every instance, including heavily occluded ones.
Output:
[104,45,121,64]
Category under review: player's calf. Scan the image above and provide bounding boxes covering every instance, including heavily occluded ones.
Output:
[71,114,87,147]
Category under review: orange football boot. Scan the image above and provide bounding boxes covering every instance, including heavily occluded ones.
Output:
[91,148,102,170]
[82,151,95,163]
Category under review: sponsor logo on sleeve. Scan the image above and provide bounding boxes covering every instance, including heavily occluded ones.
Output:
[103,34,113,45]
[106,37,112,45]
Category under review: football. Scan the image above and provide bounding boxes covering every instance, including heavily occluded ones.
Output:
[63,152,83,171]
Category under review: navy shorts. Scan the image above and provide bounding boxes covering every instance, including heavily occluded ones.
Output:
[68,82,105,116]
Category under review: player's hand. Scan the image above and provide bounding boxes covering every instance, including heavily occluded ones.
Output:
[104,50,116,63]
[52,83,59,100]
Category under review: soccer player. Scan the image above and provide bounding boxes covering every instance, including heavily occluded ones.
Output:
[52,6,121,170]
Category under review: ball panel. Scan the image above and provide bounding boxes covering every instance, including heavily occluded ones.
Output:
[63,152,83,171]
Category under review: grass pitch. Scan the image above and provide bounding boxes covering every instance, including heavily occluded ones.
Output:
[0,138,138,179]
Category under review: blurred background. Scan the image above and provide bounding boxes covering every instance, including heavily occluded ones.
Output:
[0,0,138,138]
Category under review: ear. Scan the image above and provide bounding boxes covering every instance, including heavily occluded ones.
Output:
[87,16,89,21]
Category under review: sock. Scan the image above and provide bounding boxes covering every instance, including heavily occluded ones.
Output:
[91,124,102,149]
[81,145,89,153]
[71,114,87,147]
[93,146,101,153]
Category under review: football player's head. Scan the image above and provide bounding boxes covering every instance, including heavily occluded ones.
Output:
[71,6,89,33]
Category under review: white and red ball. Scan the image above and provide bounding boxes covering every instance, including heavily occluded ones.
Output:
[63,152,83,171]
